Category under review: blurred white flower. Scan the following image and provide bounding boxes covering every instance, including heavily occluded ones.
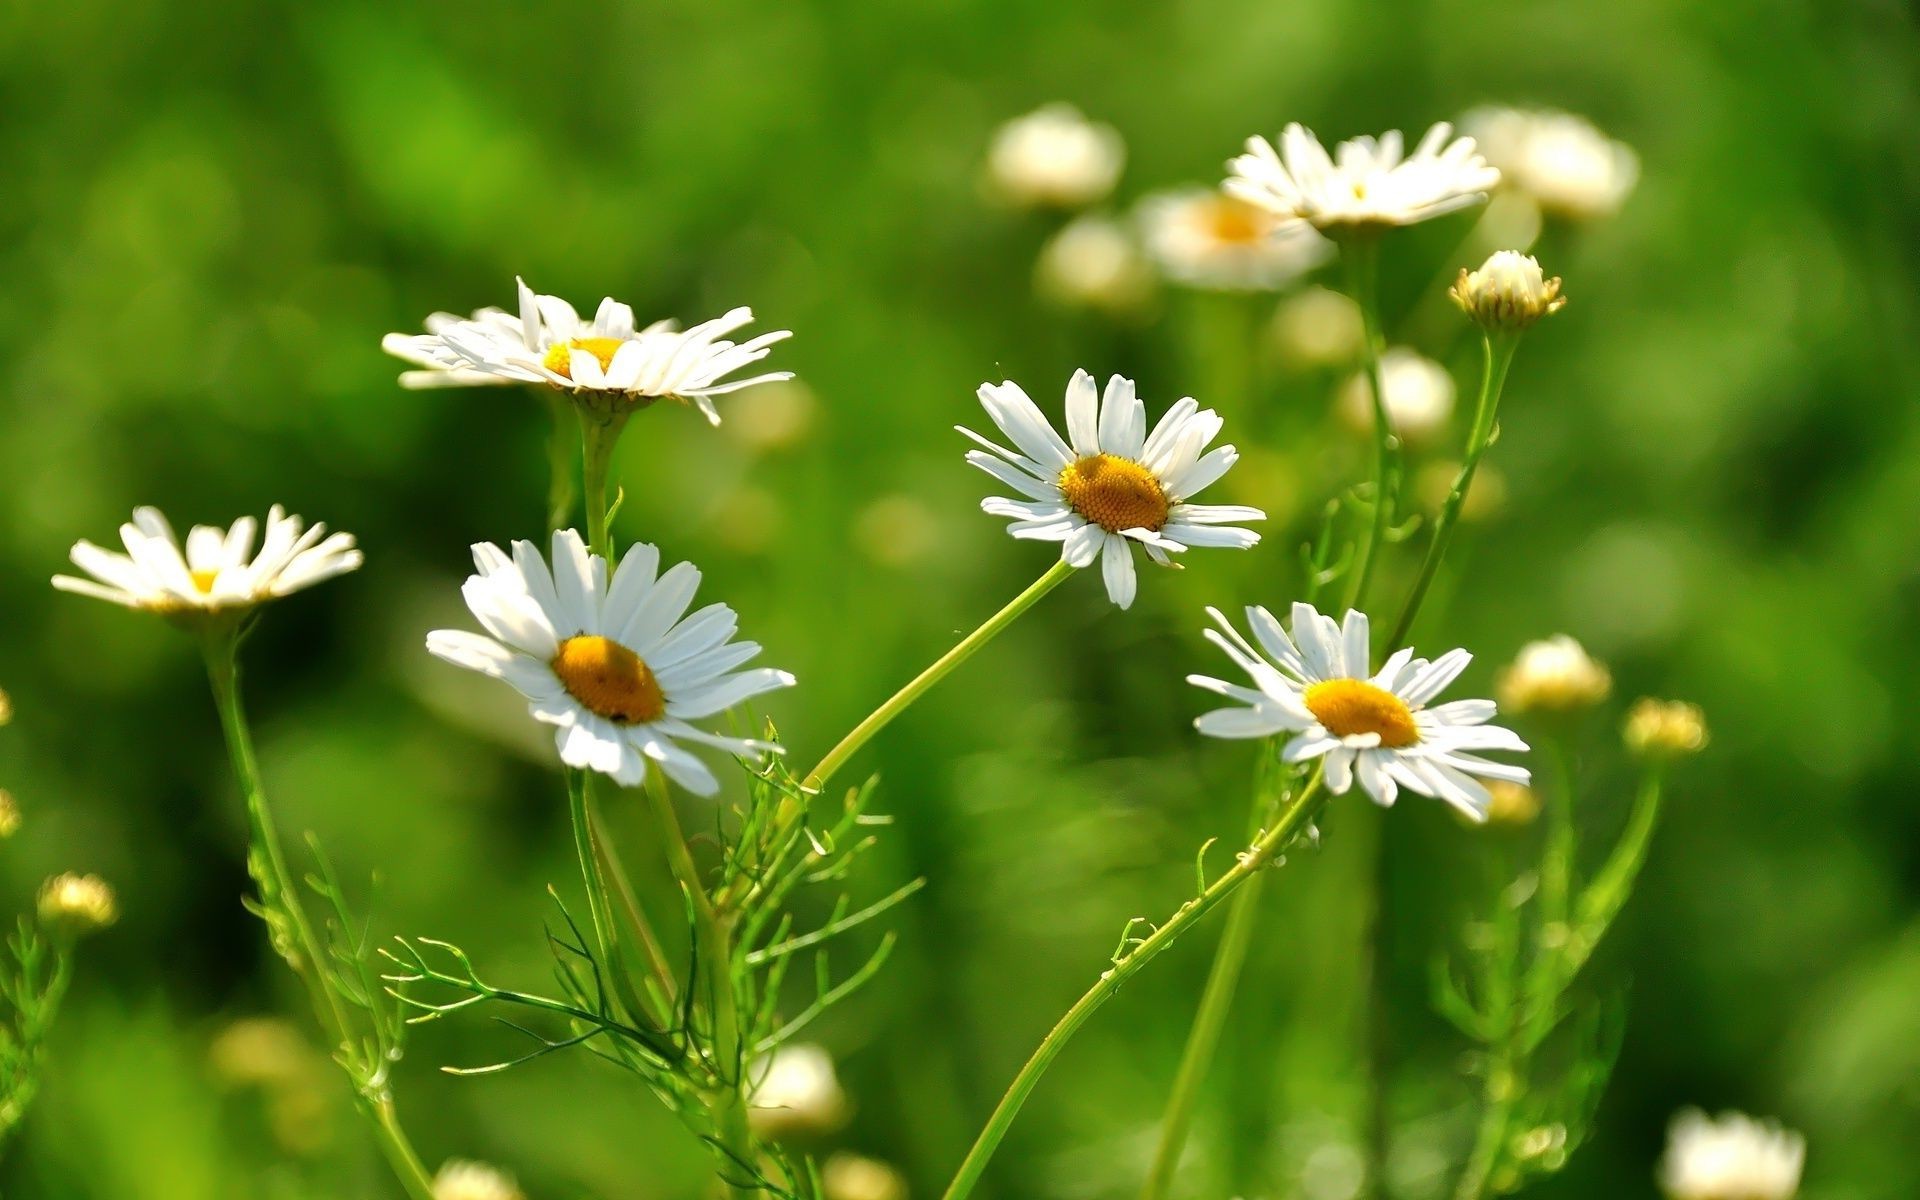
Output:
[749,1043,848,1138]
[1451,251,1566,332]
[962,370,1264,609]
[1035,215,1155,314]
[38,873,118,938]
[987,103,1124,208]
[388,279,792,425]
[822,1153,908,1200]
[1625,698,1710,759]
[1226,122,1499,231]
[1137,188,1329,291]
[1190,603,1528,820]
[1463,107,1639,220]
[53,506,361,617]
[433,1160,525,1200]
[1272,286,1364,368]
[1497,635,1612,714]
[427,531,793,794]
[1658,1109,1804,1200]
[1339,348,1456,443]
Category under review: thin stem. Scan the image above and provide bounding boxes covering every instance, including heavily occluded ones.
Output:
[592,808,680,1012]
[1342,236,1395,615]
[201,632,435,1200]
[1386,334,1518,652]
[579,406,630,561]
[567,771,652,1025]
[941,773,1327,1200]
[1360,803,1392,1200]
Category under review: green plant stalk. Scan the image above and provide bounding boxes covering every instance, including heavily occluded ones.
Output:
[201,632,435,1200]
[567,771,655,1026]
[942,772,1328,1200]
[1451,945,1520,1200]
[644,767,758,1199]
[1386,333,1518,652]
[579,406,630,561]
[1341,235,1394,616]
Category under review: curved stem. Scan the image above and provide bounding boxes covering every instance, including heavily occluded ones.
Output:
[1342,236,1394,615]
[1386,334,1518,652]
[942,773,1327,1200]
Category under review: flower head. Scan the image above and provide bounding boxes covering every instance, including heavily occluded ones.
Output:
[987,103,1124,208]
[1484,780,1541,827]
[1339,348,1456,443]
[1625,698,1709,759]
[427,531,793,794]
[1658,1109,1804,1200]
[1035,215,1156,315]
[53,507,361,620]
[823,1154,908,1200]
[1226,122,1499,232]
[961,370,1264,609]
[38,873,118,939]
[1137,188,1330,291]
[1272,286,1364,368]
[1190,604,1528,820]
[749,1042,848,1138]
[389,280,792,425]
[1463,107,1639,220]
[1497,635,1611,714]
[1451,251,1566,332]
[433,1160,525,1200]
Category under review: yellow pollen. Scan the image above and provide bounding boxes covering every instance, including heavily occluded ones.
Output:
[189,569,220,593]
[1205,196,1271,245]
[1303,678,1419,748]
[551,635,666,725]
[542,336,628,381]
[1057,454,1170,534]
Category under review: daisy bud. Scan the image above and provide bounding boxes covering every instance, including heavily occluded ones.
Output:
[1497,636,1612,714]
[0,790,18,838]
[987,104,1124,209]
[432,1161,525,1200]
[1450,251,1566,332]
[1624,698,1709,759]
[1658,1109,1803,1200]
[823,1154,909,1200]
[1483,781,1542,827]
[748,1042,848,1139]
[37,873,118,939]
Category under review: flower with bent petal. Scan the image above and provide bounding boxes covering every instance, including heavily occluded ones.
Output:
[1226,122,1499,231]
[1189,603,1528,819]
[427,531,793,794]
[960,370,1264,609]
[53,506,361,618]
[386,279,792,424]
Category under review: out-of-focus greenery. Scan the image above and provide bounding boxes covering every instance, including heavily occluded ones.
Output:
[2,0,1918,1197]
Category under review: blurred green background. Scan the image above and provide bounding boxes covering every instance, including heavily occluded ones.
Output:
[2,0,1918,1196]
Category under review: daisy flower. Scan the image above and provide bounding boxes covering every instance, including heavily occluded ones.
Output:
[986,103,1125,209]
[53,506,362,617]
[960,370,1264,609]
[1137,187,1330,291]
[387,279,792,424]
[1658,1109,1804,1200]
[1225,122,1499,231]
[426,531,793,795]
[1189,603,1528,820]
[1461,107,1639,220]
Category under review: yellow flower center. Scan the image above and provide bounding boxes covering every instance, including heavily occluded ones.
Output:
[1057,454,1170,533]
[551,635,666,724]
[542,337,628,381]
[189,569,220,593]
[1302,678,1419,748]
[1204,196,1272,245]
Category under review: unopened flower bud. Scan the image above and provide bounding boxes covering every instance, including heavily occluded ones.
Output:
[433,1160,525,1200]
[823,1154,908,1200]
[748,1042,848,1138]
[1450,251,1566,332]
[38,873,118,939]
[1624,699,1708,759]
[1483,781,1542,827]
[1498,635,1612,714]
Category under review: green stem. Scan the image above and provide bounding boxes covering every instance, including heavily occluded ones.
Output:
[566,771,652,1025]
[1361,803,1392,1200]
[579,406,630,561]
[201,632,435,1200]
[1342,236,1394,616]
[643,767,758,1198]
[1386,334,1518,652]
[1451,1020,1518,1200]
[942,773,1327,1200]
[542,391,580,532]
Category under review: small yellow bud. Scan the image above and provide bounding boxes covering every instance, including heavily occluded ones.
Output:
[1450,251,1566,332]
[37,873,118,939]
[1483,781,1542,827]
[823,1154,909,1200]
[432,1160,524,1200]
[0,790,18,838]
[1497,636,1612,714]
[1624,698,1708,759]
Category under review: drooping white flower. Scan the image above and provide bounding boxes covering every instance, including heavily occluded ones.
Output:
[53,506,362,617]
[748,1042,848,1138]
[1451,250,1566,331]
[1189,604,1529,820]
[432,1160,525,1200]
[427,531,793,794]
[1035,215,1156,314]
[1226,122,1499,231]
[1136,187,1330,291]
[961,370,1264,609]
[1339,347,1457,443]
[987,103,1125,208]
[387,279,792,425]
[1658,1109,1804,1200]
[1462,107,1639,220]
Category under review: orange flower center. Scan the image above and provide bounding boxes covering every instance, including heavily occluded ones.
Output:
[1057,454,1170,533]
[1303,678,1419,748]
[542,336,628,381]
[551,635,666,724]
[1204,196,1273,245]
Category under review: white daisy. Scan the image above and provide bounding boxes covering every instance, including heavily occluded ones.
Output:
[1338,346,1457,443]
[1225,122,1500,231]
[1189,603,1529,820]
[432,1160,525,1200]
[390,279,793,424]
[748,1042,848,1138]
[1658,1109,1804,1200]
[960,370,1264,609]
[987,103,1125,209]
[1137,187,1330,291]
[1462,107,1639,220]
[426,531,793,795]
[53,506,362,617]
